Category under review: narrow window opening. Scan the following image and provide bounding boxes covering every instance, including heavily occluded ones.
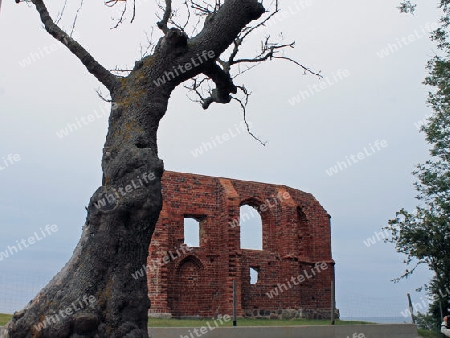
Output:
[184,217,200,247]
[250,267,259,285]
[298,207,311,257]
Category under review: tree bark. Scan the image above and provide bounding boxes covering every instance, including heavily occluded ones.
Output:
[2,0,265,337]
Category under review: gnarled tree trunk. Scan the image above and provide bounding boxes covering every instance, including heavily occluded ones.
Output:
[2,0,265,336]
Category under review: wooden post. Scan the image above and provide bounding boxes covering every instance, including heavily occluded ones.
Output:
[407,293,415,324]
[233,280,237,326]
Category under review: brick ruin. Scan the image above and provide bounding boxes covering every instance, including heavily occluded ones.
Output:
[146,171,335,319]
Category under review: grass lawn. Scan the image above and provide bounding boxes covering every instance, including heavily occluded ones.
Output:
[148,318,372,327]
[0,314,11,326]
[0,314,370,328]
[4,313,433,336]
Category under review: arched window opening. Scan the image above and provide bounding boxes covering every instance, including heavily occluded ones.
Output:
[240,205,262,250]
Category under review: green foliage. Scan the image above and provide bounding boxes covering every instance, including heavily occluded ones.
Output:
[415,311,440,331]
[385,0,450,320]
[418,328,442,338]
[398,1,416,14]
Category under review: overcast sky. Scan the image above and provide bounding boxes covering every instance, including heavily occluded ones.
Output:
[0,0,442,320]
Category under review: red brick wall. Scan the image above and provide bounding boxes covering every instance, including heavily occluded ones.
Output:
[147,171,335,319]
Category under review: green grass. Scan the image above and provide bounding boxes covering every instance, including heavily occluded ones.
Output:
[0,313,12,326]
[0,314,381,328]
[0,313,434,337]
[147,318,372,327]
[417,328,441,338]
[0,314,434,337]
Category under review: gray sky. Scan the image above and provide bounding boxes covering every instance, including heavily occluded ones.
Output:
[0,0,441,319]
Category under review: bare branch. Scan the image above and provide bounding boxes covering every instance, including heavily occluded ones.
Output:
[130,0,136,24]
[391,260,426,283]
[110,1,127,29]
[30,0,119,92]
[240,0,280,41]
[110,67,133,73]
[233,85,266,146]
[181,0,191,32]
[157,0,172,34]
[95,88,112,103]
[230,41,293,65]
[189,12,203,36]
[104,0,135,29]
[184,78,266,145]
[55,0,68,25]
[232,63,258,79]
[139,28,156,59]
[165,1,192,32]
[180,0,317,148]
[201,62,237,109]
[70,0,84,37]
[273,55,322,77]
[188,0,213,16]
[230,39,322,78]
[209,1,320,80]
[183,76,210,105]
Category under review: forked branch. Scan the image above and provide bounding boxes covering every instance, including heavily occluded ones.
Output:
[181,0,318,146]
[390,260,427,283]
[30,0,119,92]
[187,0,222,16]
[227,37,322,78]
[157,0,172,33]
[105,0,136,29]
[201,62,237,109]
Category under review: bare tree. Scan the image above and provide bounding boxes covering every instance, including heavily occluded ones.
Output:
[2,0,317,336]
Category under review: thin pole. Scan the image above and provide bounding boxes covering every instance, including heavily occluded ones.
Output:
[407,293,415,324]
[233,280,237,326]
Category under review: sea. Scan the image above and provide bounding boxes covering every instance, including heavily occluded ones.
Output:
[340,317,412,324]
